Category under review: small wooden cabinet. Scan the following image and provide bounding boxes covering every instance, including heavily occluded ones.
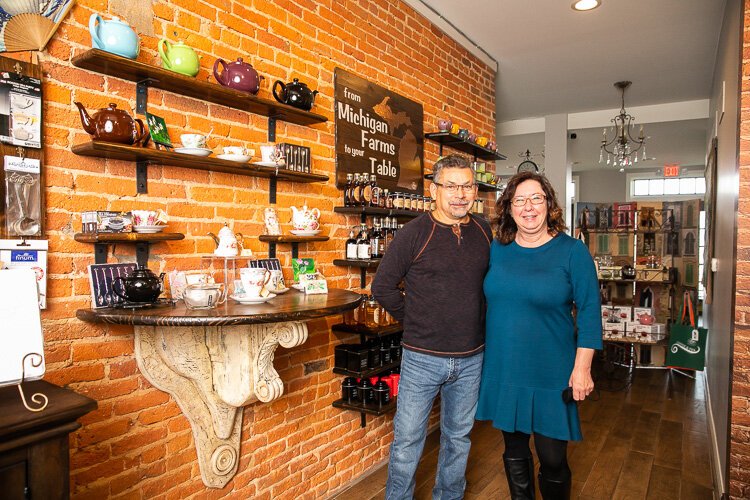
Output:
[0,380,96,500]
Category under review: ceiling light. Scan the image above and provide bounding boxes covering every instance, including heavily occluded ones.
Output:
[572,0,601,11]
[599,81,647,169]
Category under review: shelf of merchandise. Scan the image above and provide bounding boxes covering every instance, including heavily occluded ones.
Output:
[333,359,401,379]
[257,234,330,259]
[332,397,397,417]
[424,132,506,161]
[74,231,185,266]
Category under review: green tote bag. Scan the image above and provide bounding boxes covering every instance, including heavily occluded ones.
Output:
[666,291,708,371]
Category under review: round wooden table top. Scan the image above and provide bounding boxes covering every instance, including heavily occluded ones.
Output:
[76,288,363,327]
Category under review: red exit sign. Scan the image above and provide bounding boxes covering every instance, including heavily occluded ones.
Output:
[664,164,680,177]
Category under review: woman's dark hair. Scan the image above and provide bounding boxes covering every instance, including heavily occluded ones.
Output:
[493,171,567,244]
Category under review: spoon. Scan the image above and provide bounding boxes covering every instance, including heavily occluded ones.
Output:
[11,178,40,236]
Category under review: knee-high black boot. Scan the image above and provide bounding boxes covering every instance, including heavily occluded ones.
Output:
[537,472,571,500]
[503,456,535,499]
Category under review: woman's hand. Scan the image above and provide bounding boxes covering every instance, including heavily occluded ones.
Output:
[568,348,595,401]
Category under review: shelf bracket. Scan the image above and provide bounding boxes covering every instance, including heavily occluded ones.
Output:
[268,242,276,259]
[135,78,159,115]
[360,268,367,288]
[135,242,149,267]
[136,161,148,194]
[269,177,277,204]
[94,243,108,264]
[267,116,277,142]
[360,413,366,428]
[291,243,299,259]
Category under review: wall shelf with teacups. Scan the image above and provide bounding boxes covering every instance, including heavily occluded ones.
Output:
[424,131,507,162]
[258,234,329,259]
[74,231,185,267]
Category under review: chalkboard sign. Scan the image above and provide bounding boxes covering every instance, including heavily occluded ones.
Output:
[334,68,423,194]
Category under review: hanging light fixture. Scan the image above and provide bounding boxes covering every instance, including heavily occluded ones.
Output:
[599,81,646,169]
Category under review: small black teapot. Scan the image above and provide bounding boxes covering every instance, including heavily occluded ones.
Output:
[272,78,319,111]
[113,265,165,303]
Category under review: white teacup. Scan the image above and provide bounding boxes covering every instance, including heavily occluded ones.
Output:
[223,146,254,156]
[239,268,271,297]
[260,145,280,163]
[181,133,207,149]
[131,209,159,226]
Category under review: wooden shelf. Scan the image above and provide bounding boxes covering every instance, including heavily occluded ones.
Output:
[332,323,403,338]
[333,206,423,218]
[333,258,381,268]
[74,232,185,244]
[424,132,507,161]
[72,49,328,127]
[333,360,401,379]
[424,173,502,193]
[258,235,330,244]
[332,397,397,416]
[72,141,328,183]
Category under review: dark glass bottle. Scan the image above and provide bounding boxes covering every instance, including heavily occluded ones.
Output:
[346,229,358,260]
[370,218,384,258]
[356,223,371,260]
[369,173,379,207]
[360,173,371,206]
[343,173,353,206]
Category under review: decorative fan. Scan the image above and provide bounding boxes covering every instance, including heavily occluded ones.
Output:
[0,0,74,52]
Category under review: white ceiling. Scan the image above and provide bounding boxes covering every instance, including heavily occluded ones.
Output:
[406,0,726,172]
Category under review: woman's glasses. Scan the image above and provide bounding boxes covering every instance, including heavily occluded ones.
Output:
[511,194,546,207]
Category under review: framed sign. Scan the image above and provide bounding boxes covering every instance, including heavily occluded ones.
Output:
[334,68,423,194]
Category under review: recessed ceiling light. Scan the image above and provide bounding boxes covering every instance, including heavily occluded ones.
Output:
[572,0,601,11]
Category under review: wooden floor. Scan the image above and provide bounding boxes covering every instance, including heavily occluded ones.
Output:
[332,368,714,499]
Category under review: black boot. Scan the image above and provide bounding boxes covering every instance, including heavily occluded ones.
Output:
[503,456,535,499]
[537,472,571,500]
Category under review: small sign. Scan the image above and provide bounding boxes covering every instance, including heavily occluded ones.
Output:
[664,164,680,177]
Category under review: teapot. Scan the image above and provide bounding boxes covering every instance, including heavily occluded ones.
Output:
[112,266,165,303]
[208,224,244,257]
[213,57,264,94]
[158,39,199,77]
[75,102,148,146]
[89,14,140,60]
[290,203,321,231]
[272,78,318,111]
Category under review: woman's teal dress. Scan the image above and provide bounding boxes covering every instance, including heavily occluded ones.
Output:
[475,233,602,441]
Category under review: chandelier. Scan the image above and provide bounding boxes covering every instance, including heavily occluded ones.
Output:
[599,81,646,169]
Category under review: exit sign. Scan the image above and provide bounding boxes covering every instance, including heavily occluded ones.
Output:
[664,165,680,177]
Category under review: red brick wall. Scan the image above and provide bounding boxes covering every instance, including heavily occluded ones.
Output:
[735,2,750,497]
[20,0,498,497]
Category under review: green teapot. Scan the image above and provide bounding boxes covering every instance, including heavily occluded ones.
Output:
[158,39,199,77]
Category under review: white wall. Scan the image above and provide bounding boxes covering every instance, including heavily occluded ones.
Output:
[576,169,628,202]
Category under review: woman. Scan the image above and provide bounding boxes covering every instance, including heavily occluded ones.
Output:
[475,172,602,499]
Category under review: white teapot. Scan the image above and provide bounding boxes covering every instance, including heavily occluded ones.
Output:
[290,202,320,231]
[208,224,243,257]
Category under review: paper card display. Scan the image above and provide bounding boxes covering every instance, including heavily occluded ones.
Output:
[0,238,47,308]
[0,268,45,386]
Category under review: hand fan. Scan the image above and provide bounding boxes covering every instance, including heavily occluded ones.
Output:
[0,0,73,52]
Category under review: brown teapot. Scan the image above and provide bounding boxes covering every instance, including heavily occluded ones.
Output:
[75,102,148,146]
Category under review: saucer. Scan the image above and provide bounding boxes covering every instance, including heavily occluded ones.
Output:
[175,147,213,156]
[255,161,285,168]
[230,293,276,304]
[290,229,321,236]
[269,287,290,294]
[217,154,252,163]
[133,224,167,234]
[291,283,305,291]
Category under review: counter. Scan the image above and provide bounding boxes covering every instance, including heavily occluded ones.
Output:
[77,289,362,488]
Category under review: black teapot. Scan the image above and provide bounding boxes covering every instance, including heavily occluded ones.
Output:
[113,265,165,303]
[272,78,319,111]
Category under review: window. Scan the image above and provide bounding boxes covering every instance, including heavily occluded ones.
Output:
[629,175,706,199]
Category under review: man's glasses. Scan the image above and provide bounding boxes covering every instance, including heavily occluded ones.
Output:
[433,182,476,194]
[511,194,546,207]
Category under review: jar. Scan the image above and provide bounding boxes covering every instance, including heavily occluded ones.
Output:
[378,302,389,326]
[356,295,368,325]
[373,380,391,407]
[417,196,424,211]
[365,296,379,327]
[410,194,419,211]
[385,189,393,209]
[342,377,358,403]
[393,192,404,209]
[343,308,356,326]
[357,378,374,406]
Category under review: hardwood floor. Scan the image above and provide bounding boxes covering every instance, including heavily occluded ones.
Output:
[331,369,713,500]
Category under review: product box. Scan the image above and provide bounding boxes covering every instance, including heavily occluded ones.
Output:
[292,258,315,281]
[631,323,666,335]
[603,321,631,338]
[601,305,632,322]
[633,307,654,322]
[82,211,133,233]
[277,143,311,173]
[0,239,48,309]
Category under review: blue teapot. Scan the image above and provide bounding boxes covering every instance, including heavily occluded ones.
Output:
[89,14,140,60]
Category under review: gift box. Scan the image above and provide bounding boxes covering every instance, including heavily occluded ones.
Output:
[277,143,311,173]
[601,305,632,322]
[82,211,133,233]
[631,323,666,334]
[603,321,631,339]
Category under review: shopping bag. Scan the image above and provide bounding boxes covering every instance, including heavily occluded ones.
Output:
[666,291,707,371]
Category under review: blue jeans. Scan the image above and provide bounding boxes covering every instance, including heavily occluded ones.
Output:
[386,348,484,500]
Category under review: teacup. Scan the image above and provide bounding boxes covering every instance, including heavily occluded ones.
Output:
[181,133,207,149]
[223,146,254,157]
[260,144,283,165]
[183,283,225,309]
[476,136,489,147]
[450,123,460,134]
[131,209,164,226]
[269,269,286,291]
[239,267,271,297]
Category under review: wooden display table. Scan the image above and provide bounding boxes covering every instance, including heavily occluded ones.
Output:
[0,380,96,499]
[76,289,362,488]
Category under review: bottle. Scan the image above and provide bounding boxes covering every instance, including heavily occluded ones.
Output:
[417,195,424,212]
[382,189,391,208]
[357,223,371,260]
[343,173,353,206]
[393,192,404,209]
[351,174,362,206]
[369,174,380,207]
[356,294,368,325]
[383,217,392,254]
[365,296,379,327]
[360,173,371,206]
[345,229,358,260]
[370,219,384,258]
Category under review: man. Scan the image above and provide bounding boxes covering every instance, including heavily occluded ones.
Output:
[372,154,492,500]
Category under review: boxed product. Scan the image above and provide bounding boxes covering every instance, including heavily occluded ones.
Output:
[601,305,632,323]
[0,239,48,309]
[277,143,311,173]
[81,211,133,233]
[603,321,631,339]
[633,307,654,323]
[631,323,666,334]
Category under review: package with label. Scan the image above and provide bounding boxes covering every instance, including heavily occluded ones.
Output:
[292,258,315,281]
[276,143,311,172]
[0,239,48,309]
[81,211,133,233]
[603,321,630,339]
[601,305,632,322]
[633,307,653,320]
[631,323,666,335]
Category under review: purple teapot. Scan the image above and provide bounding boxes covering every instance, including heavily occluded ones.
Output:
[213,57,264,94]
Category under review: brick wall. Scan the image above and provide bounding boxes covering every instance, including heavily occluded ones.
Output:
[735,3,750,498]
[19,0,497,497]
